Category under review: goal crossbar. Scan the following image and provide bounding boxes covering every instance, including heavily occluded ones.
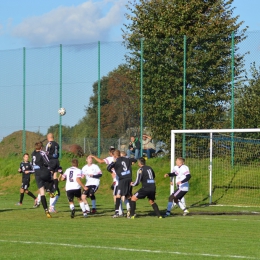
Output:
[170,128,260,205]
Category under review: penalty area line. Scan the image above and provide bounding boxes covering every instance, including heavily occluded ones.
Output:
[0,240,257,259]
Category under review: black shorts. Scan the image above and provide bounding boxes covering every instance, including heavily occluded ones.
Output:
[82,185,99,197]
[66,189,82,202]
[49,159,60,173]
[134,188,156,201]
[21,179,30,190]
[116,179,132,197]
[170,188,188,200]
[34,168,52,189]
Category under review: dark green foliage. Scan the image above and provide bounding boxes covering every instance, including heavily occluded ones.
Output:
[123,0,247,144]
[84,65,140,138]
[235,62,260,138]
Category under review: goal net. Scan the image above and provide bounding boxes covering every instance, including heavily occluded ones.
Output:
[171,129,260,207]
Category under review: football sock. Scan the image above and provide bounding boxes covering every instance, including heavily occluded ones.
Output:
[27,191,36,199]
[177,201,185,210]
[57,187,60,196]
[52,195,59,207]
[166,202,173,212]
[49,197,55,207]
[79,202,86,212]
[124,199,130,211]
[152,203,161,217]
[91,199,96,209]
[118,201,123,215]
[70,204,75,211]
[180,197,186,208]
[19,193,24,204]
[37,194,41,203]
[53,179,58,192]
[41,195,48,211]
[130,200,136,216]
[115,198,121,211]
[85,203,90,212]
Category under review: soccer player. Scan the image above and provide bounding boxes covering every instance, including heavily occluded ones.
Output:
[129,157,162,218]
[164,157,191,216]
[60,158,88,218]
[45,133,61,197]
[15,153,39,207]
[81,156,102,214]
[90,146,125,216]
[107,149,136,218]
[31,142,53,218]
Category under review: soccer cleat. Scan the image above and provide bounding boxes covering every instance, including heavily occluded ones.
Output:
[91,208,97,214]
[112,213,119,218]
[49,192,54,198]
[71,209,75,218]
[49,206,57,213]
[15,202,22,206]
[130,216,135,219]
[183,210,189,216]
[45,211,52,218]
[164,211,171,217]
[49,190,59,198]
[33,198,40,208]
[119,213,124,217]
[83,213,88,218]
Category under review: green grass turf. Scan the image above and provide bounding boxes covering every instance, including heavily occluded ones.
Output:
[1,155,260,259]
[1,191,260,260]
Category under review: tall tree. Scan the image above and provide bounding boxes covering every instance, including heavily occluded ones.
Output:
[86,65,139,138]
[123,0,247,143]
[235,63,260,137]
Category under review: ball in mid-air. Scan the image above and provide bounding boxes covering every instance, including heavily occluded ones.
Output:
[58,107,66,116]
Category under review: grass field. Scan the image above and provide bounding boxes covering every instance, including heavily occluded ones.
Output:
[1,155,260,259]
[1,189,260,259]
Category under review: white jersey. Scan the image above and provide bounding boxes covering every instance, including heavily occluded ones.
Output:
[103,156,114,165]
[173,164,190,191]
[82,163,102,186]
[103,156,118,185]
[62,166,83,191]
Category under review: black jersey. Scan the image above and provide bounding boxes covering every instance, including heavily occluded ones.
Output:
[31,150,50,170]
[46,141,59,159]
[19,161,33,181]
[132,165,156,190]
[108,157,135,180]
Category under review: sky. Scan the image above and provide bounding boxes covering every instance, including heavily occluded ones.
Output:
[0,0,260,141]
[0,0,260,51]
[0,0,128,50]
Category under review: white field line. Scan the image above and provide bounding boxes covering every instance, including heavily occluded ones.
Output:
[0,240,258,259]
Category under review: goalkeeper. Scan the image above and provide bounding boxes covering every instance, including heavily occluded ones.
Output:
[164,157,191,217]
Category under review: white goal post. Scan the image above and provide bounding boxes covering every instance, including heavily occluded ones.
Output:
[170,128,260,206]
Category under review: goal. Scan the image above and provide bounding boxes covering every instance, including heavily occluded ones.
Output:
[170,129,260,207]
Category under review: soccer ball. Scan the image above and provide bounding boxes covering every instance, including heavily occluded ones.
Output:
[58,107,66,116]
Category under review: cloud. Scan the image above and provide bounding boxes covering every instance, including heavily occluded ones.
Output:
[11,0,127,47]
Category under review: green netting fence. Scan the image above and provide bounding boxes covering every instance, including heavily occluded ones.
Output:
[0,31,260,157]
